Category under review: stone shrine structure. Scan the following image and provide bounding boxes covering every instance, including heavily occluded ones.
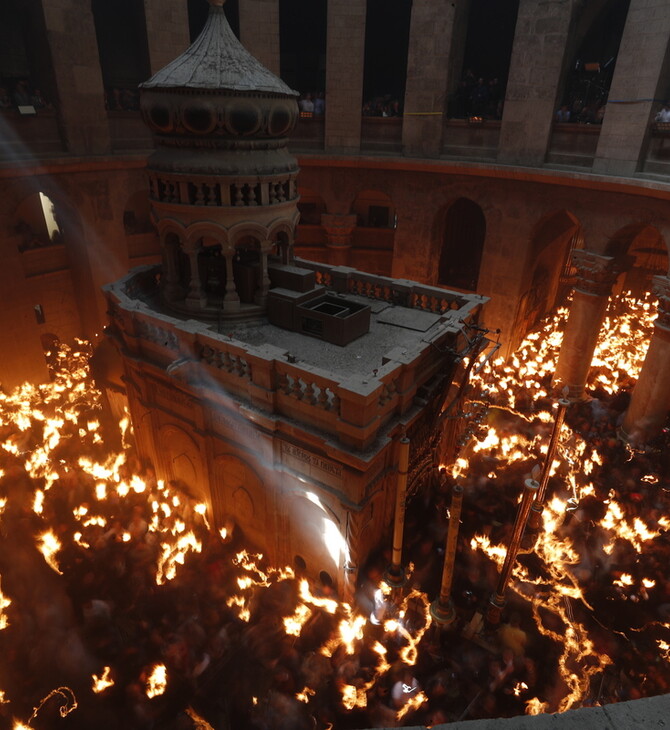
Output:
[104,0,487,596]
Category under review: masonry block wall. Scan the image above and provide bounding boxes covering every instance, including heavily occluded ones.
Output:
[144,0,191,75]
[593,0,670,176]
[324,0,366,153]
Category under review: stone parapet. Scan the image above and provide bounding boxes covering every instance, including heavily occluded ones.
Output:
[104,265,486,452]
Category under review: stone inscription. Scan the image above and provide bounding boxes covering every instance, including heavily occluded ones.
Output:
[281,442,343,489]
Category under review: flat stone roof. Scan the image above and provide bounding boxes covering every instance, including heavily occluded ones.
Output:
[214,295,453,379]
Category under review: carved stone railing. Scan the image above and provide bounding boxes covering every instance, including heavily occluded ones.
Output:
[147,172,298,208]
[104,266,486,451]
[296,259,484,318]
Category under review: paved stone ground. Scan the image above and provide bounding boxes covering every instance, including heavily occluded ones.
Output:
[384,693,670,729]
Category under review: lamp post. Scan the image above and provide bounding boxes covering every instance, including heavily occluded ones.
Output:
[430,481,464,627]
[384,436,410,598]
[486,476,539,626]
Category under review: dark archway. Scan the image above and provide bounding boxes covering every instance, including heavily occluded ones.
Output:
[437,198,486,291]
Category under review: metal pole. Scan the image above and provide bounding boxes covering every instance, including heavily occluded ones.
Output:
[486,477,539,625]
[528,398,570,530]
[430,482,464,626]
[384,436,410,590]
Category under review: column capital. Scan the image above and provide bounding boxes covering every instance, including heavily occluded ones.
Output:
[321,214,357,249]
[652,275,670,330]
[572,250,627,297]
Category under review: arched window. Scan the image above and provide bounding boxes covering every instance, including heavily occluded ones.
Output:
[437,198,486,291]
[297,188,327,226]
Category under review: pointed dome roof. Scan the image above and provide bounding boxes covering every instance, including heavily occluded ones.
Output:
[141,2,297,96]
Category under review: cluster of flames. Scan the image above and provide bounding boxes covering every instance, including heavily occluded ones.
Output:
[468,291,669,714]
[0,292,669,727]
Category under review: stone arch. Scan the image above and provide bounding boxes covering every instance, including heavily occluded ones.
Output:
[296,187,327,225]
[185,221,228,250]
[228,222,268,248]
[352,190,396,228]
[213,453,266,550]
[523,209,582,324]
[437,197,486,291]
[157,423,206,502]
[606,223,669,295]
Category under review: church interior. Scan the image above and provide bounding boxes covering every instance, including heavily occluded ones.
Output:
[1,0,670,728]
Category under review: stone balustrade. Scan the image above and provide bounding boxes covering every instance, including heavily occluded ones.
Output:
[104,265,484,450]
[147,172,298,208]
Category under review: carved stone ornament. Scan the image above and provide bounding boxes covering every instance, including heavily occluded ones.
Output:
[652,275,670,330]
[571,250,626,297]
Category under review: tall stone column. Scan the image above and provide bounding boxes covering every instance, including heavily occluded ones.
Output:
[402,0,464,157]
[40,0,110,155]
[325,0,366,153]
[321,214,357,267]
[238,0,280,76]
[553,250,624,399]
[144,0,190,75]
[497,0,576,166]
[593,0,670,176]
[621,276,670,443]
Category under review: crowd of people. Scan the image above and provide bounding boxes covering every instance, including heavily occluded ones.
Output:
[448,69,505,120]
[1,300,670,729]
[0,78,50,112]
[297,92,325,117]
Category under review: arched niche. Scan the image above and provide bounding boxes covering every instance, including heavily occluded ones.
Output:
[297,187,327,226]
[437,198,486,291]
[606,224,669,296]
[353,190,396,228]
[158,424,206,502]
[15,191,64,252]
[213,454,266,550]
[514,210,581,342]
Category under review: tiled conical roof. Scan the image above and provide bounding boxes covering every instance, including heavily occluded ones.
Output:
[141,3,297,96]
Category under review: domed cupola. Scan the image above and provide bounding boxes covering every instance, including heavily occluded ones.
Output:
[139,0,301,320]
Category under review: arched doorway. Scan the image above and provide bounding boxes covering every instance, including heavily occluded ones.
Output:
[437,198,486,291]
[606,224,669,296]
